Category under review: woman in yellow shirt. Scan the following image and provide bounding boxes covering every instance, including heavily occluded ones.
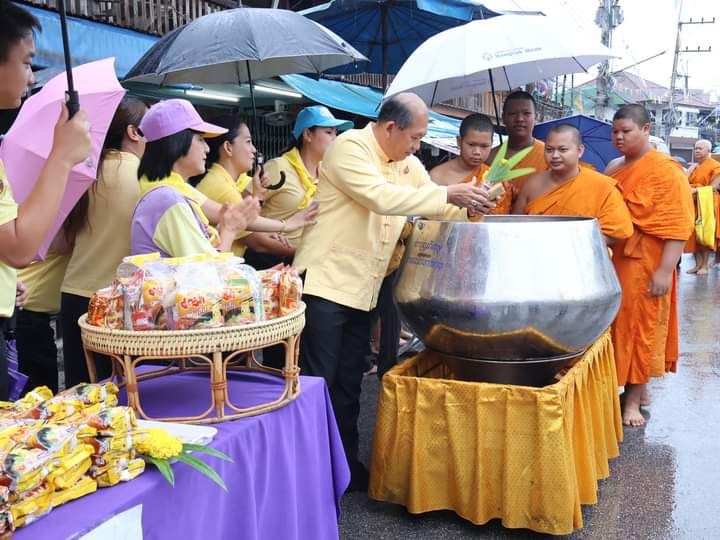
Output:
[245,106,352,269]
[60,96,148,387]
[194,115,320,262]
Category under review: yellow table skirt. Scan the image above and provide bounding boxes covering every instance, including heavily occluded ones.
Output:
[368,331,623,535]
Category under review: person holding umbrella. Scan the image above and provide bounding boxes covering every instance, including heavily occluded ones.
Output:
[293,93,494,490]
[0,0,91,400]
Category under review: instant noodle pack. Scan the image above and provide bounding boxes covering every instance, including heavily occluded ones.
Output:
[87,253,302,331]
[0,383,146,536]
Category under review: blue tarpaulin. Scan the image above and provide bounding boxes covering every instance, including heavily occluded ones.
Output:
[281,74,460,140]
[20,5,158,78]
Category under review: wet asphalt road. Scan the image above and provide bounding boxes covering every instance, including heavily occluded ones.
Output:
[339,254,720,539]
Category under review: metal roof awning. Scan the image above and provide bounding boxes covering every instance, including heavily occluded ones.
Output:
[21,4,158,78]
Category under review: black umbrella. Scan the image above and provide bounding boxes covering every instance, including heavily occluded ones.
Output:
[57,0,79,116]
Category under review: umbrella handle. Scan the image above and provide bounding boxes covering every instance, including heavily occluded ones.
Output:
[66,89,80,118]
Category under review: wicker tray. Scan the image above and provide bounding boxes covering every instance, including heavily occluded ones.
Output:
[78,303,306,424]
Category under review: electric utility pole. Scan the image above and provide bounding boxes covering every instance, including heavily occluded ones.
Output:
[595,0,623,120]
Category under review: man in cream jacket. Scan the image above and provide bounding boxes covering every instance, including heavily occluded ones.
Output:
[293,93,494,490]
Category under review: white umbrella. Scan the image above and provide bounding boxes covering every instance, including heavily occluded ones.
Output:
[385,14,617,106]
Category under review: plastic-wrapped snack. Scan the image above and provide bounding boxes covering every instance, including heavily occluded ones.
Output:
[104,282,126,330]
[278,267,303,317]
[12,387,53,413]
[258,267,282,320]
[82,407,137,434]
[95,457,145,488]
[9,482,52,528]
[85,431,138,455]
[219,258,263,325]
[27,398,85,422]
[0,486,9,507]
[50,475,97,508]
[1,446,52,493]
[87,287,113,327]
[12,424,94,458]
[173,259,224,330]
[0,507,11,536]
[90,450,134,472]
[46,444,93,490]
[59,383,119,407]
[131,259,176,331]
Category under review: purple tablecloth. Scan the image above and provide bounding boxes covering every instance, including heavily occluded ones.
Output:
[16,372,350,540]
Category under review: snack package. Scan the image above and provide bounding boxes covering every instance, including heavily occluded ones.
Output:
[12,387,53,413]
[132,259,176,331]
[1,447,52,493]
[11,424,94,458]
[172,260,224,330]
[46,443,93,490]
[87,287,113,327]
[90,450,134,472]
[85,432,139,455]
[0,506,12,536]
[50,475,97,508]
[258,267,283,320]
[9,482,52,528]
[95,457,145,488]
[104,282,126,330]
[278,267,303,317]
[218,257,263,325]
[58,383,119,407]
[81,407,137,435]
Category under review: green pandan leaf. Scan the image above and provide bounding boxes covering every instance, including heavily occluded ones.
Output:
[182,443,234,463]
[502,167,537,181]
[485,141,538,184]
[176,453,228,491]
[145,456,175,486]
[504,144,536,168]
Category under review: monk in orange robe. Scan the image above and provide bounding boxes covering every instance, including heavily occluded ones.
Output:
[685,139,720,274]
[487,91,547,214]
[604,104,694,427]
[430,113,493,187]
[513,124,633,243]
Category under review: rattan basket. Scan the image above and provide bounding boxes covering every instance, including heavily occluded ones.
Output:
[78,303,306,424]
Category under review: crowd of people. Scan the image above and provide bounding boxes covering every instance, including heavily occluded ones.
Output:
[0,0,711,496]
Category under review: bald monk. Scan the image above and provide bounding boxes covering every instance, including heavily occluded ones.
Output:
[488,91,547,213]
[604,104,694,427]
[685,139,720,274]
[512,124,633,244]
[430,113,493,186]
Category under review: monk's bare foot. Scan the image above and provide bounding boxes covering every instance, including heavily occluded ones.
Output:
[622,384,646,427]
[640,387,651,407]
[697,267,709,275]
[686,267,699,274]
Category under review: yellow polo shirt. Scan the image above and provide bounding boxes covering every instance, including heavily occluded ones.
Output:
[263,156,317,247]
[293,123,466,312]
[62,152,141,298]
[17,251,69,313]
[195,162,251,256]
[0,160,18,317]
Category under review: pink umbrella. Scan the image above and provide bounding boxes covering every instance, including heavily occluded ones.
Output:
[0,57,125,258]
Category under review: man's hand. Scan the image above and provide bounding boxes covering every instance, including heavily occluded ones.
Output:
[649,267,673,296]
[447,183,495,215]
[49,104,92,168]
[15,280,28,308]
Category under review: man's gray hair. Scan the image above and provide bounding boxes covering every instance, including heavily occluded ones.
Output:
[378,95,415,129]
[696,139,712,151]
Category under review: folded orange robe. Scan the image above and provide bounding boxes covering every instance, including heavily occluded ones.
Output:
[685,157,720,252]
[491,139,546,214]
[609,150,694,386]
[525,168,634,240]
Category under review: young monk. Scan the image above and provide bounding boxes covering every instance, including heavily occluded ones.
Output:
[685,139,720,274]
[488,91,548,213]
[512,124,633,244]
[430,113,494,186]
[604,104,694,427]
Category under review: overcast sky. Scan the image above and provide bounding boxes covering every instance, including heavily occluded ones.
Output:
[489,0,720,96]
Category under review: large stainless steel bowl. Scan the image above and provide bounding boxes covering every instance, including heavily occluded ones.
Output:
[395,216,621,360]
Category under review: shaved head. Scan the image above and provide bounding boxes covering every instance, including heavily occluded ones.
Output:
[613,104,651,128]
[547,124,582,145]
[695,139,712,151]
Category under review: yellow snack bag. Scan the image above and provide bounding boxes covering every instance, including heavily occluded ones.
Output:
[95,457,145,488]
[9,482,52,526]
[50,475,97,507]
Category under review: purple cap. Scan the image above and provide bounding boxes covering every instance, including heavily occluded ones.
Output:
[139,99,228,142]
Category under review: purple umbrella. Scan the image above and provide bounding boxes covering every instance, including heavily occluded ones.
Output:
[0,58,125,259]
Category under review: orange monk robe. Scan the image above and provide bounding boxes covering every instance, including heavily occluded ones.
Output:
[684,156,720,252]
[491,139,547,214]
[609,150,694,387]
[525,168,634,240]
[463,163,490,222]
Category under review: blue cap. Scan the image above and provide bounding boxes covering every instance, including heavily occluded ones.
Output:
[292,106,353,140]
